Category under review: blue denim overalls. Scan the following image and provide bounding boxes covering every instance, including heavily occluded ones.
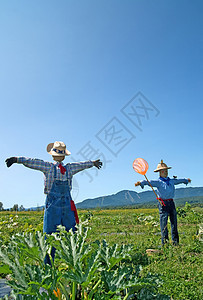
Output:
[158,200,179,245]
[43,165,76,264]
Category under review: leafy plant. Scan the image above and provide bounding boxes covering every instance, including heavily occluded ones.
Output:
[0,222,169,299]
[1,207,202,299]
[0,230,60,299]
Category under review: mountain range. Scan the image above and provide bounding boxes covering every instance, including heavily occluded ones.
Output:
[76,187,203,209]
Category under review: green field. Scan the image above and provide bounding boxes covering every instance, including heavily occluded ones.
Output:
[0,204,202,299]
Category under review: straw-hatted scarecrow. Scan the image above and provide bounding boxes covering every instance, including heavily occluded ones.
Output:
[6,141,102,263]
[135,160,191,245]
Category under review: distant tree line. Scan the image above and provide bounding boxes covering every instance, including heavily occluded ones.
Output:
[0,202,25,212]
[0,202,44,212]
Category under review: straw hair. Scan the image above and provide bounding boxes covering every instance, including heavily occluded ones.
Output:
[47,141,71,156]
[154,160,171,172]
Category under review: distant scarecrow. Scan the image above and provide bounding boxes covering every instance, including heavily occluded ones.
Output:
[6,141,102,263]
[135,160,191,245]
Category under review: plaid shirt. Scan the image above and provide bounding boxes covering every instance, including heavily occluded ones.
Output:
[17,157,94,194]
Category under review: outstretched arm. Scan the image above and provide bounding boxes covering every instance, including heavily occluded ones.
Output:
[69,159,102,176]
[172,178,191,185]
[6,157,51,173]
[135,180,160,189]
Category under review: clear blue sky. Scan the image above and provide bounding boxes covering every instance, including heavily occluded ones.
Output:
[1,0,202,209]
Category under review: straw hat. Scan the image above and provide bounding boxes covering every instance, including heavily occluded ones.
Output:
[154,160,171,172]
[47,141,71,156]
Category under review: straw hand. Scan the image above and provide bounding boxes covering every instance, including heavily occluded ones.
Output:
[93,159,102,169]
[5,157,17,168]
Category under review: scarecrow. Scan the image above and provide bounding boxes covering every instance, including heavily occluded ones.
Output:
[5,141,102,263]
[134,160,191,245]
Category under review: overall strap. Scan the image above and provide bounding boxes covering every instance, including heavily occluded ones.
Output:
[65,164,70,179]
[53,164,57,179]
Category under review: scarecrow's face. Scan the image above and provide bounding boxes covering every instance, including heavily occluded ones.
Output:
[52,155,65,162]
[159,169,168,178]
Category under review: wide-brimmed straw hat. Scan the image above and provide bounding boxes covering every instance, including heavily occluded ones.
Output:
[47,141,71,156]
[154,160,171,172]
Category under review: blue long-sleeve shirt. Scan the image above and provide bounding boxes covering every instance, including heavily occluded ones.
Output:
[140,177,189,199]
